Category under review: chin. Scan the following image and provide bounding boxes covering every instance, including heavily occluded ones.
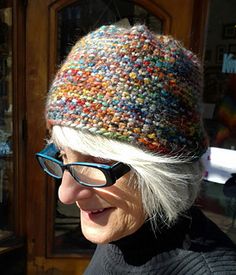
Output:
[82,230,115,244]
[81,225,125,244]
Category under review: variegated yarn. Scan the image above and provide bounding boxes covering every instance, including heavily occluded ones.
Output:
[46,25,208,159]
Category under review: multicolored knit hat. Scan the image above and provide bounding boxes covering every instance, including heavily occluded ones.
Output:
[46,25,208,159]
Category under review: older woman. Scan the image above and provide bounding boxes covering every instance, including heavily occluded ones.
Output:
[36,25,236,274]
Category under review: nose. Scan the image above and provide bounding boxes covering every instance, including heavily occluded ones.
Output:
[58,170,94,204]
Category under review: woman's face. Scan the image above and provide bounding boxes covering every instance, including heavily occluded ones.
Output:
[58,146,146,244]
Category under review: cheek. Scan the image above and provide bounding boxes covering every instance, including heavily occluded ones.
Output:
[115,199,145,234]
[100,180,145,227]
[123,191,145,229]
[81,189,145,243]
[79,174,146,243]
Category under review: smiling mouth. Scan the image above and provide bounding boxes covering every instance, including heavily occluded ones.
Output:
[87,209,106,214]
[82,207,113,219]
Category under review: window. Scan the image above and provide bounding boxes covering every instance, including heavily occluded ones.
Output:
[201,0,236,244]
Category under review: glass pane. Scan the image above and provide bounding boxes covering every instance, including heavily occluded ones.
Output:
[202,0,236,243]
[57,0,163,63]
[53,0,163,254]
[0,6,14,242]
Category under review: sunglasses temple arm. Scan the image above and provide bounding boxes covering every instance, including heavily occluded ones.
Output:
[111,163,131,180]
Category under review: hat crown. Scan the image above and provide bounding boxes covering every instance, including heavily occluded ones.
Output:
[47,25,208,159]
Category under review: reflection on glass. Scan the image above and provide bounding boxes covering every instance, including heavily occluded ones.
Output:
[203,0,236,150]
[0,7,13,242]
[202,0,236,244]
[58,0,162,63]
[54,0,163,254]
[199,180,236,244]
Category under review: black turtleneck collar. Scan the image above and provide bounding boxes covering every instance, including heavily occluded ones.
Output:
[108,210,192,266]
[85,207,236,274]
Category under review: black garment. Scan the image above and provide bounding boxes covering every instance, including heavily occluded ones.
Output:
[84,207,236,274]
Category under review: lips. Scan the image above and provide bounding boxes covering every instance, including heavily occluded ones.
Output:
[87,209,106,214]
[81,207,113,221]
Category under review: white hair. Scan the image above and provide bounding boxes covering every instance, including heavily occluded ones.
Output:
[51,125,204,229]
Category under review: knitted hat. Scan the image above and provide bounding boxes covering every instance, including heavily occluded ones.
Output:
[46,25,208,159]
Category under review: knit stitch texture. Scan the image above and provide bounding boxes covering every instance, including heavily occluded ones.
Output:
[46,25,208,159]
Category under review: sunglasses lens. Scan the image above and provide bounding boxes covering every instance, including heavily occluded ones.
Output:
[70,165,107,186]
[38,157,63,179]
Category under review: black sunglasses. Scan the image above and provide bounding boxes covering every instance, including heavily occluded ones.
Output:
[36,143,131,188]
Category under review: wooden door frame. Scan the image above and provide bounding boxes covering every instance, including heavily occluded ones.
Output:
[190,0,210,58]
[13,0,27,238]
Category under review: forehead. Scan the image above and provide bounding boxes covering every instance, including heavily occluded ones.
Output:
[60,145,115,164]
[60,146,90,159]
